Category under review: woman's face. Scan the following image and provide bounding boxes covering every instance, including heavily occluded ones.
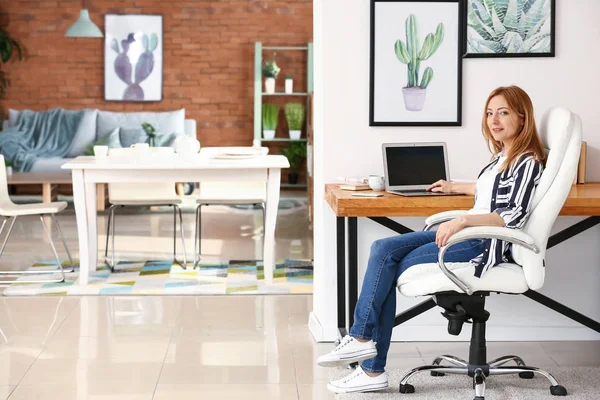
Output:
[486,95,523,148]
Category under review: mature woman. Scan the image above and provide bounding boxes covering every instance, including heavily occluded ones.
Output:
[318,86,546,394]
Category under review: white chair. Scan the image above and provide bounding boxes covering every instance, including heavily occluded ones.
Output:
[104,147,187,270]
[394,107,581,398]
[193,147,268,267]
[0,155,73,284]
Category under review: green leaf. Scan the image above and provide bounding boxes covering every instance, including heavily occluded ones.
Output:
[149,33,158,52]
[490,6,507,38]
[468,9,496,41]
[503,0,521,31]
[419,33,434,60]
[394,40,410,64]
[420,67,433,89]
[502,31,524,52]
[406,14,419,64]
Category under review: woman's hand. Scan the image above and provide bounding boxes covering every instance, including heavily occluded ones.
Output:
[427,179,453,193]
[436,218,466,247]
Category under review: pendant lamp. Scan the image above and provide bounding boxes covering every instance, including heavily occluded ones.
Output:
[65,0,103,38]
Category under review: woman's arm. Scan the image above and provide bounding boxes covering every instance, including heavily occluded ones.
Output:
[435,212,504,247]
[450,182,476,196]
[427,180,476,195]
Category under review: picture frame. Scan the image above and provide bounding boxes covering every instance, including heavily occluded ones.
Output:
[369,0,463,126]
[104,14,163,102]
[464,0,556,58]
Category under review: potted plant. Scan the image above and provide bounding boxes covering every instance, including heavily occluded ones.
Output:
[394,14,444,111]
[280,142,306,185]
[4,160,12,176]
[284,103,304,140]
[262,103,279,140]
[284,74,293,94]
[262,59,280,94]
[0,27,23,100]
[141,122,157,147]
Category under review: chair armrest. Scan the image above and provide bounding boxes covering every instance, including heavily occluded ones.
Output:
[436,226,539,296]
[424,210,470,231]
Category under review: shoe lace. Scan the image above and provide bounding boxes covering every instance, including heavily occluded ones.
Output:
[334,335,354,352]
[342,367,365,383]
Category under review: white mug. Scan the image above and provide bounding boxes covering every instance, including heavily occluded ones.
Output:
[93,145,108,158]
[368,175,385,191]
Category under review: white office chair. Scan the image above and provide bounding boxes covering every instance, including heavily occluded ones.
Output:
[0,155,73,284]
[395,107,581,399]
[104,147,187,270]
[193,147,268,267]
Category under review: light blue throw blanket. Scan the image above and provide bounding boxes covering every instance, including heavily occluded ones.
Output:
[0,109,84,172]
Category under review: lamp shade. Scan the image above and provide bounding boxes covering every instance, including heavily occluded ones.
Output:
[65,9,103,37]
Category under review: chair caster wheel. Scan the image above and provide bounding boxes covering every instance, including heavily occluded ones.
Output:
[347,362,358,370]
[519,371,534,379]
[550,385,567,396]
[474,397,485,400]
[399,384,415,394]
[430,371,445,377]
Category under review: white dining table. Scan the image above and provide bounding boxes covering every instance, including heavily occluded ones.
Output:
[62,153,290,285]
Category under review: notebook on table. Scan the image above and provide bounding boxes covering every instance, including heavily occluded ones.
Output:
[382,142,462,197]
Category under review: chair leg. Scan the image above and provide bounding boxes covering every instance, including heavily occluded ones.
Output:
[431,355,468,367]
[50,214,74,273]
[103,205,117,271]
[473,368,486,399]
[0,215,67,284]
[260,202,266,242]
[194,204,202,269]
[487,355,526,368]
[174,205,187,269]
[172,205,177,263]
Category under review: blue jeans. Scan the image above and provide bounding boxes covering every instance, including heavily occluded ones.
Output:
[348,231,486,373]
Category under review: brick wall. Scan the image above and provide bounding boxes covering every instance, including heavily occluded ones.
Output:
[0,0,313,151]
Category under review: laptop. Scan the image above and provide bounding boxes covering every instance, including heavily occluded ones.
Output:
[382,142,460,197]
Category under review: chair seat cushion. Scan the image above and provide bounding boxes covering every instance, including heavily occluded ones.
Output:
[0,201,67,216]
[397,262,529,297]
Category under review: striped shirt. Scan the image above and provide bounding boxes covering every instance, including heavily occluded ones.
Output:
[470,152,544,277]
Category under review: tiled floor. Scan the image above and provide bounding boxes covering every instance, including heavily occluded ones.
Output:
[0,192,598,399]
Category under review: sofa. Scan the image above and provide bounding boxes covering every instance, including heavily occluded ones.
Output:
[2,108,197,172]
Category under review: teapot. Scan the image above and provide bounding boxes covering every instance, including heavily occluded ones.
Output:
[174,135,201,156]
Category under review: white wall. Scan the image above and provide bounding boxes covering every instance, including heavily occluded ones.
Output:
[310,0,600,342]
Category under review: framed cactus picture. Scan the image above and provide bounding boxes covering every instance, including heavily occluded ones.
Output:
[104,14,163,102]
[464,0,556,57]
[370,0,463,126]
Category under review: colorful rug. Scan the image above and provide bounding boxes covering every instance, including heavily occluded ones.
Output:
[1,259,313,296]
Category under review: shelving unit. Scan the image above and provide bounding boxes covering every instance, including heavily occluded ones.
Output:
[254,42,313,189]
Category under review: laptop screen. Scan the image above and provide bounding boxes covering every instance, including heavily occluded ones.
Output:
[385,145,447,186]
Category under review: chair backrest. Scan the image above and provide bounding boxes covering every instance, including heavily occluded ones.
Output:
[197,146,269,202]
[512,107,582,290]
[0,155,11,205]
[107,147,178,202]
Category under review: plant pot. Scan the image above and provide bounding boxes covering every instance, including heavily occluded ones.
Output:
[289,130,301,140]
[285,79,293,94]
[265,77,276,94]
[402,87,428,111]
[288,171,299,185]
[5,166,12,176]
[263,129,276,140]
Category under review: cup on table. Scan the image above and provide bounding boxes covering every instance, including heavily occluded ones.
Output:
[368,175,385,191]
[93,145,108,158]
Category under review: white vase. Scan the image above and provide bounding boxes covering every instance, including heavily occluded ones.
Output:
[402,87,428,111]
[265,78,276,94]
[5,166,12,176]
[285,79,293,94]
[289,130,301,140]
[263,130,276,140]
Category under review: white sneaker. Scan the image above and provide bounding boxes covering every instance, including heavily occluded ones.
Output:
[317,335,378,367]
[327,365,388,394]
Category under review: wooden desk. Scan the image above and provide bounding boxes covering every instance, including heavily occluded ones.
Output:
[325,183,600,338]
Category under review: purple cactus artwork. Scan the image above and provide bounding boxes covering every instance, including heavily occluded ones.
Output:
[104,14,163,102]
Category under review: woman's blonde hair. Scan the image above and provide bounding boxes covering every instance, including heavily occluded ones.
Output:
[481,85,546,171]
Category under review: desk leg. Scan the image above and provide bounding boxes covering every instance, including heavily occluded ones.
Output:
[72,171,97,286]
[72,171,90,285]
[348,217,358,331]
[263,168,281,283]
[96,184,106,211]
[337,217,347,338]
